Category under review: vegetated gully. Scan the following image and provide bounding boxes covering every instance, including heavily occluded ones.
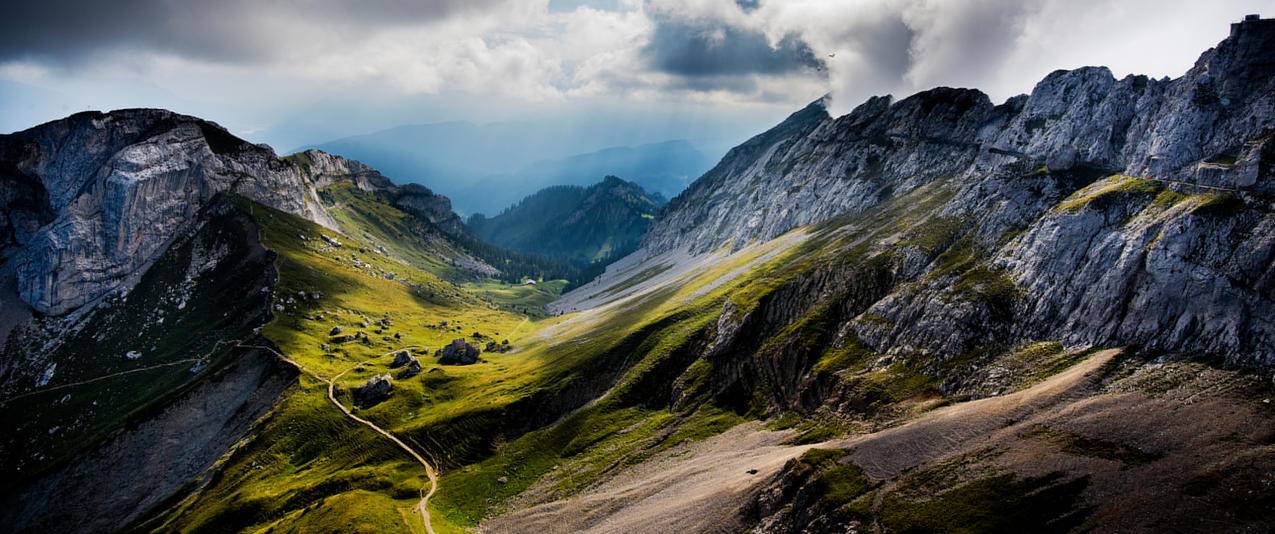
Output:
[240,343,440,534]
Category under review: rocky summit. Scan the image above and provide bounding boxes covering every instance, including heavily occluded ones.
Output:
[1,13,1274,534]
[0,109,488,315]
[641,18,1275,372]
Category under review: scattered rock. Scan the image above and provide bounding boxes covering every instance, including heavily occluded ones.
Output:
[353,374,393,408]
[437,338,480,365]
[397,360,422,379]
[390,350,416,368]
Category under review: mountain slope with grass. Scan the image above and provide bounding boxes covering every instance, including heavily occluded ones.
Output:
[467,176,663,266]
[1,16,1273,534]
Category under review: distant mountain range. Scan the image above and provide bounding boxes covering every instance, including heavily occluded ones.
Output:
[467,176,664,266]
[309,123,714,213]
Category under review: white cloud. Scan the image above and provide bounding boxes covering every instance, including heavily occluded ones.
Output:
[1,0,1267,138]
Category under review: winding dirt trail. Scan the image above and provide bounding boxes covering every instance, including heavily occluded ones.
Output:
[243,344,439,534]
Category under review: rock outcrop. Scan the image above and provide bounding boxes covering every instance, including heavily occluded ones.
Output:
[390,350,415,368]
[437,338,480,365]
[639,17,1275,372]
[396,359,422,379]
[393,183,466,237]
[644,17,1275,257]
[353,374,393,408]
[0,109,475,316]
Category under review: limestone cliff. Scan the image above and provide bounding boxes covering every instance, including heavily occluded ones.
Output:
[0,110,460,315]
[645,18,1275,256]
[640,17,1275,372]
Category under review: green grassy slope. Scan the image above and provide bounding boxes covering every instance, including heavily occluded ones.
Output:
[155,172,1152,532]
[152,181,851,531]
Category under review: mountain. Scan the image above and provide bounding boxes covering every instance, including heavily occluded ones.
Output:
[0,108,582,531]
[527,16,1275,531]
[467,176,664,267]
[312,124,712,213]
[628,15,1275,372]
[1,16,1274,534]
[484,140,708,202]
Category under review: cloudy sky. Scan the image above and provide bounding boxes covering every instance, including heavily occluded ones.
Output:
[0,0,1266,150]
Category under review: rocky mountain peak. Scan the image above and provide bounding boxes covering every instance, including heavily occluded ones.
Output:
[643,18,1275,256]
[0,109,460,315]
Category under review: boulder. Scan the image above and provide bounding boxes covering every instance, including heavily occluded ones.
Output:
[353,374,393,408]
[396,360,422,379]
[390,350,415,368]
[437,338,480,365]
[329,326,343,336]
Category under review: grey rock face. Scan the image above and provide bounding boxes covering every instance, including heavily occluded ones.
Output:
[393,183,466,237]
[0,109,471,316]
[644,20,1275,257]
[998,188,1275,369]
[641,19,1275,371]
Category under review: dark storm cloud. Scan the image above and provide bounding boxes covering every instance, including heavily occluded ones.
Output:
[642,17,822,79]
[0,0,508,63]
